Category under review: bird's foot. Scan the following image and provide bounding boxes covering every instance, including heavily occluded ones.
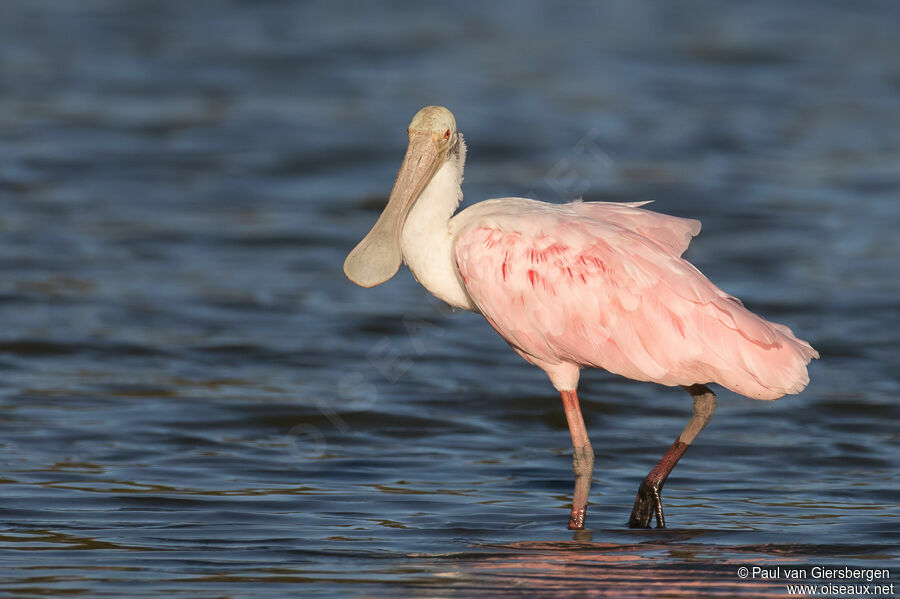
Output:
[568,505,587,530]
[628,479,666,528]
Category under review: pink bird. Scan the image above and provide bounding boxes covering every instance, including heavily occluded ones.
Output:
[344,106,818,530]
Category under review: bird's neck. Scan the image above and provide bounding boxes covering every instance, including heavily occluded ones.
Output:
[400,137,475,311]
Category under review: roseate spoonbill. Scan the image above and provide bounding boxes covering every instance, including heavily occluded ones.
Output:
[344,106,818,530]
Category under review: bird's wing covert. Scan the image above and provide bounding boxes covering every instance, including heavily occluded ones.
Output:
[453,200,817,399]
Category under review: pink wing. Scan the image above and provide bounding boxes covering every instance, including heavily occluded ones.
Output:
[454,200,818,400]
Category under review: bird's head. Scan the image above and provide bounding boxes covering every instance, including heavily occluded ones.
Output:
[343,105,460,287]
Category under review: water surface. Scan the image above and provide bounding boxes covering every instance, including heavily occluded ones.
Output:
[1,1,898,596]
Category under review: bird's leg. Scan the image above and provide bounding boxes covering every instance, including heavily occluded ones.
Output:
[628,384,717,529]
[560,389,594,530]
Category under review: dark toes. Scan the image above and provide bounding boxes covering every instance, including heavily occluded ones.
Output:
[628,481,664,528]
[628,497,653,528]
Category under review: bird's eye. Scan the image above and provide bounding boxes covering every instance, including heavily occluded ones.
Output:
[443,129,451,140]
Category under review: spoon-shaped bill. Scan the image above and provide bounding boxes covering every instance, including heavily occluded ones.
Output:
[344,133,444,287]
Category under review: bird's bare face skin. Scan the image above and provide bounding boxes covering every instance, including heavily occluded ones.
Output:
[343,106,457,287]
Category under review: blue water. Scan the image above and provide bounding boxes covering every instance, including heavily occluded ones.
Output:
[1,1,898,596]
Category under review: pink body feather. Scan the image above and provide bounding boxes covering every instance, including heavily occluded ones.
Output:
[453,199,818,400]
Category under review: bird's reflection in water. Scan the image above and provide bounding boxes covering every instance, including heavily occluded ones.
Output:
[432,536,799,597]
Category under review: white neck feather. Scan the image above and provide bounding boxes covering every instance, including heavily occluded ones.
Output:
[400,136,475,311]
